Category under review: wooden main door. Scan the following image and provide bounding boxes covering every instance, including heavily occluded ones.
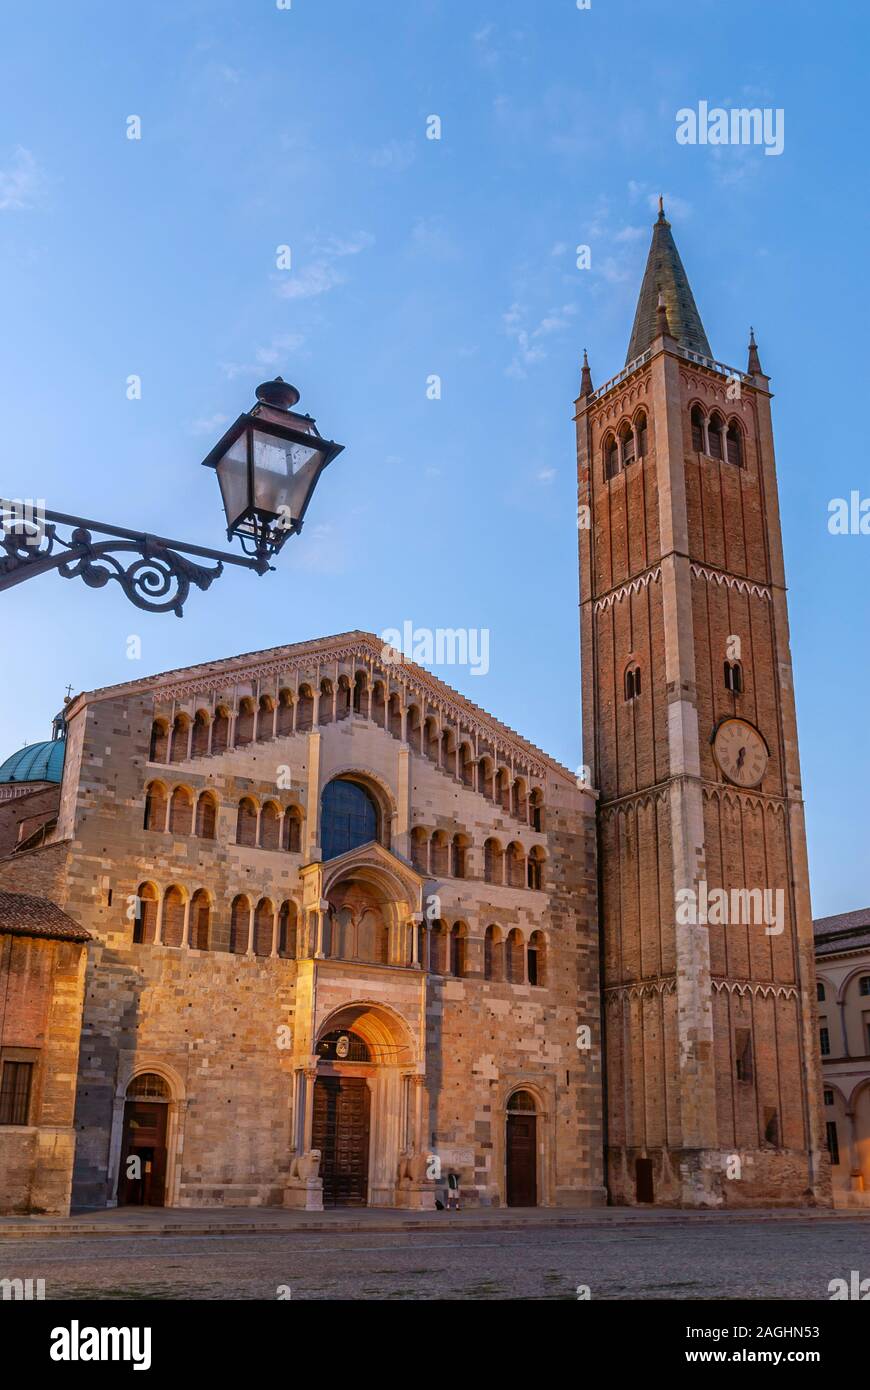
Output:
[118,1101,168,1206]
[312,1076,371,1207]
[506,1111,537,1207]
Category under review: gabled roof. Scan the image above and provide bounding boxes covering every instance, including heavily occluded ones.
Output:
[625,202,712,364]
[814,906,870,957]
[67,630,580,783]
[0,889,90,942]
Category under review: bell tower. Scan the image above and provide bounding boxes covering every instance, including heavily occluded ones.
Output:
[576,201,829,1207]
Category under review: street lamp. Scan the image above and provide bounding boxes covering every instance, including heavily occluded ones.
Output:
[0,377,343,616]
[201,377,343,564]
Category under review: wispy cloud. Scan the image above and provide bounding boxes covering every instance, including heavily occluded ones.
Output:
[503,302,576,379]
[275,232,373,301]
[369,139,415,172]
[221,332,307,382]
[0,147,46,211]
[188,412,230,436]
[407,216,460,261]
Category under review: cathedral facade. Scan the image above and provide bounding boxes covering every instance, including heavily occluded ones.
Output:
[0,206,829,1213]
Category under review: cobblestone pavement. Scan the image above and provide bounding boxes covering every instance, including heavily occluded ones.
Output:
[3,1215,869,1300]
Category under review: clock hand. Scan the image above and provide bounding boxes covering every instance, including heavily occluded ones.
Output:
[736,746,746,769]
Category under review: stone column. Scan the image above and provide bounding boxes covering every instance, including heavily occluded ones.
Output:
[303,1065,318,1152]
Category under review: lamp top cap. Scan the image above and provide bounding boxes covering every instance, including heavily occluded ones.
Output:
[255,376,301,411]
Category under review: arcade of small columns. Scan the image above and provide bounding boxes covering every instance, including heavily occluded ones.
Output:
[148,651,548,828]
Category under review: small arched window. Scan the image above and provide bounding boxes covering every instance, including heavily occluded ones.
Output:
[816,981,826,1003]
[505,928,525,983]
[296,685,314,732]
[257,695,274,740]
[191,711,210,758]
[169,717,191,761]
[636,412,648,458]
[450,923,468,978]
[229,895,250,955]
[260,801,281,851]
[604,434,620,481]
[425,717,440,762]
[506,841,525,889]
[406,705,422,753]
[212,707,230,753]
[235,698,255,746]
[353,671,367,714]
[278,901,297,959]
[195,792,217,840]
[707,412,724,461]
[169,714,190,763]
[529,788,544,832]
[527,847,544,891]
[253,898,274,956]
[149,720,169,763]
[726,421,743,467]
[388,693,402,740]
[411,827,429,873]
[477,757,493,799]
[371,681,386,727]
[429,920,448,975]
[168,786,193,836]
[162,885,185,948]
[619,420,635,468]
[625,664,642,702]
[430,831,449,877]
[451,834,467,879]
[460,744,474,788]
[320,778,379,861]
[190,889,211,951]
[528,930,546,987]
[691,406,706,453]
[484,838,503,885]
[284,806,303,854]
[144,782,167,832]
[236,797,258,847]
[859,976,870,996]
[319,679,334,725]
[724,660,743,694]
[484,925,503,981]
[277,689,294,737]
[133,883,158,944]
[336,677,352,720]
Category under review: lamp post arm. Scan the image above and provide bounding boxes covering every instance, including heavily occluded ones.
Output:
[0,505,273,617]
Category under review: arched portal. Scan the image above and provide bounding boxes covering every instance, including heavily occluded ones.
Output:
[118,1072,171,1207]
[505,1088,538,1208]
[309,1003,416,1208]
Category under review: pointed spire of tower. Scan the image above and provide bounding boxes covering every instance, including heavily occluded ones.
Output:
[747,326,763,376]
[625,199,712,364]
[579,348,593,397]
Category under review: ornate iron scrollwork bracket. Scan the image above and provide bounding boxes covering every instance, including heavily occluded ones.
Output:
[0,505,270,616]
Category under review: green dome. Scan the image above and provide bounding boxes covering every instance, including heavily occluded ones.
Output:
[0,736,66,786]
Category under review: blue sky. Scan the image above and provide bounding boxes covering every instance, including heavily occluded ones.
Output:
[0,0,867,916]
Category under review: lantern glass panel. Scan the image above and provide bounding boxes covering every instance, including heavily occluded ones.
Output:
[214,435,249,529]
[252,428,325,521]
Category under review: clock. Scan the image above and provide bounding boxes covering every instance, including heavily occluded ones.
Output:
[712,718,769,788]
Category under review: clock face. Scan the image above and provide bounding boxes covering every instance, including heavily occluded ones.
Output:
[712,718,769,788]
